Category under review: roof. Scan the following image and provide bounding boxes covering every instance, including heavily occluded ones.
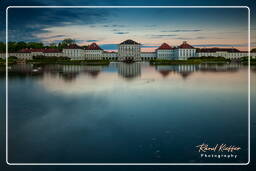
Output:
[18,48,32,53]
[120,39,140,45]
[64,44,83,49]
[179,41,194,49]
[18,48,61,53]
[86,43,102,50]
[157,43,173,50]
[197,48,240,53]
[43,49,61,53]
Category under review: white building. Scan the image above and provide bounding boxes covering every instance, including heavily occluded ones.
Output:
[196,48,250,59]
[102,51,118,60]
[85,43,103,60]
[1,40,256,61]
[63,44,85,60]
[141,52,157,60]
[173,41,196,60]
[155,41,196,60]
[156,43,174,59]
[118,39,141,61]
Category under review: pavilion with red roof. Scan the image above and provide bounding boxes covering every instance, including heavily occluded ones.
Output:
[86,43,102,50]
[178,41,194,49]
[157,43,173,50]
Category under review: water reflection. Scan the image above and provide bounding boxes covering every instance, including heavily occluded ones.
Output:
[117,62,141,80]
[2,62,251,81]
[3,62,251,163]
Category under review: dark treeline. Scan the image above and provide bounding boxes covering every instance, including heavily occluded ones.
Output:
[0,38,88,53]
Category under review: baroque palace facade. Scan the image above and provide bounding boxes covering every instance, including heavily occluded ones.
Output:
[1,39,255,60]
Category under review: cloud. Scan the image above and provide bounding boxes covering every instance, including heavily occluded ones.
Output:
[112,24,125,27]
[6,7,112,41]
[161,29,201,32]
[145,25,156,27]
[151,34,177,38]
[86,40,99,42]
[114,32,129,34]
[175,36,206,40]
[142,45,159,48]
[193,44,248,47]
[103,24,125,28]
[41,34,66,39]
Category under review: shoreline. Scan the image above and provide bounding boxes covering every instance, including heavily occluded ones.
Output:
[1,57,255,66]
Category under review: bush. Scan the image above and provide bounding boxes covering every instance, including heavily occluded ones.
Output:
[33,55,70,60]
[8,56,18,60]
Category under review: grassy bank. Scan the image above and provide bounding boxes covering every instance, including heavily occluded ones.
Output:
[27,58,110,65]
[0,56,17,66]
[149,59,201,65]
[0,58,4,65]
[240,57,256,65]
[150,57,230,65]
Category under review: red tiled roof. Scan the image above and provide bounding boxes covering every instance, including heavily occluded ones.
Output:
[86,43,102,50]
[43,49,61,53]
[18,48,61,53]
[65,44,83,49]
[179,41,194,49]
[18,48,32,53]
[18,48,45,53]
[157,43,173,50]
[197,48,240,53]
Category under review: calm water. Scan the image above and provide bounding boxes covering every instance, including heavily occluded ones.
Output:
[0,62,253,164]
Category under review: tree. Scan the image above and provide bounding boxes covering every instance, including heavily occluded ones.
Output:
[16,41,27,50]
[45,43,58,49]
[251,48,256,53]
[8,42,17,52]
[58,38,76,49]
[27,42,44,49]
[81,45,88,49]
[62,38,75,45]
[0,42,5,52]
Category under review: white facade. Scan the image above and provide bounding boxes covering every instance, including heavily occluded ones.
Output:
[155,42,196,60]
[118,40,141,61]
[84,50,103,60]
[196,51,255,59]
[102,52,117,60]
[174,49,196,60]
[141,52,157,60]
[0,53,32,59]
[156,50,174,59]
[44,52,63,57]
[0,52,61,59]
[1,40,255,61]
[63,48,85,60]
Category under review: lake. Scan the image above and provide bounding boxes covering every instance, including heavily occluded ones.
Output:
[1,62,253,164]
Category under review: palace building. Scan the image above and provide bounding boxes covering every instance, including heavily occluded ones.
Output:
[1,39,255,60]
[118,39,141,61]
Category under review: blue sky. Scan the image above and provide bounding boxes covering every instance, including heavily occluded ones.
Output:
[0,0,255,51]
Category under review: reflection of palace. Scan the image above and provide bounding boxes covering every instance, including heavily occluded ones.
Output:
[2,39,256,60]
[156,63,242,78]
[5,62,249,80]
[117,63,141,79]
[156,65,199,78]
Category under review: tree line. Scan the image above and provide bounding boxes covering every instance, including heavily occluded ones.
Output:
[0,38,88,53]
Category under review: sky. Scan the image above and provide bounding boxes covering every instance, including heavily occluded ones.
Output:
[0,0,255,52]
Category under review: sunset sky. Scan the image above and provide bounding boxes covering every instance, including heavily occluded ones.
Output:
[0,0,255,52]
